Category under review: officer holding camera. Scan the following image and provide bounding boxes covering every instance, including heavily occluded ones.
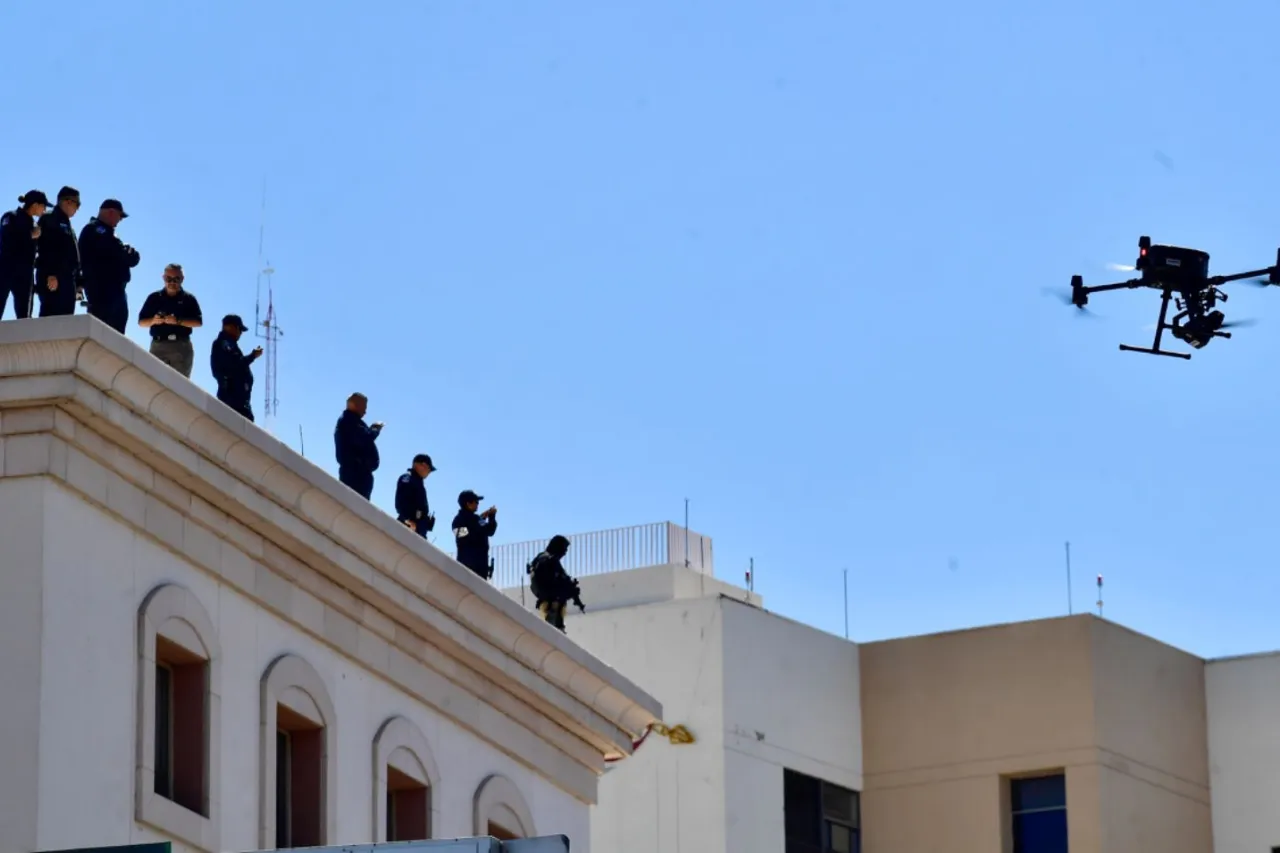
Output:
[452,490,498,579]
[79,198,139,333]
[395,454,436,537]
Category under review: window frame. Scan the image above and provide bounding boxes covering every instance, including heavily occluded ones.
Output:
[373,715,441,841]
[259,653,338,850]
[472,773,536,839]
[1009,772,1068,853]
[783,768,861,853]
[136,583,221,853]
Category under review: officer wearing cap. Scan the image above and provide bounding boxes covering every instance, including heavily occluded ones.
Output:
[211,314,263,421]
[0,190,50,319]
[79,199,140,333]
[395,454,436,537]
[35,186,83,317]
[452,490,498,579]
[138,263,203,377]
[334,393,383,499]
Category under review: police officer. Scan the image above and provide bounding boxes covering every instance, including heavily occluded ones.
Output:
[79,199,140,333]
[0,190,49,320]
[210,314,263,421]
[35,186,83,317]
[334,392,383,499]
[452,491,498,578]
[395,454,437,537]
[527,535,584,632]
[138,264,203,377]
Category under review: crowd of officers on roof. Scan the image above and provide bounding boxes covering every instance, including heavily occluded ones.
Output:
[0,187,584,631]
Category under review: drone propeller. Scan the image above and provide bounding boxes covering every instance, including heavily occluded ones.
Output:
[1041,287,1098,317]
[1241,276,1275,288]
[1223,317,1258,329]
[1106,262,1136,272]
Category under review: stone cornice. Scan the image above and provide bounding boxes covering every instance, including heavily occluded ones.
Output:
[0,317,661,801]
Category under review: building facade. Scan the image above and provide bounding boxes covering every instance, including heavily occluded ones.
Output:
[0,317,660,853]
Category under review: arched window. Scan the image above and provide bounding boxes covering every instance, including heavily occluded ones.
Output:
[473,774,536,840]
[136,583,221,852]
[259,654,337,849]
[373,716,441,841]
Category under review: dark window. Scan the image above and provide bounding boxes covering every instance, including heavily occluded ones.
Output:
[784,769,860,853]
[154,663,173,800]
[152,639,209,816]
[276,705,325,849]
[386,766,429,841]
[1011,773,1068,853]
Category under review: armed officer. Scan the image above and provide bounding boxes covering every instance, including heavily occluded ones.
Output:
[334,392,383,499]
[452,490,498,579]
[35,186,83,317]
[79,199,139,333]
[210,314,262,421]
[527,535,584,632]
[0,190,50,319]
[395,454,437,537]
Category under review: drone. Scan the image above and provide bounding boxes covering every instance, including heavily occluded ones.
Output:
[1056,236,1280,359]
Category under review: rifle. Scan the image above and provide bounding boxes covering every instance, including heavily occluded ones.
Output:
[486,557,495,581]
[569,578,586,613]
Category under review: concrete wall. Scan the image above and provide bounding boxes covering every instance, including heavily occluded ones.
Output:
[24,479,587,853]
[573,595,728,853]
[720,600,862,852]
[859,615,1211,853]
[570,576,862,853]
[1206,652,1280,853]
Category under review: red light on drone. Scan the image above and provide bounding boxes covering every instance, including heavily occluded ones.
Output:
[1140,248,1147,256]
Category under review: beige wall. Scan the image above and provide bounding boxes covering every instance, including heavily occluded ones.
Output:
[859,615,1211,853]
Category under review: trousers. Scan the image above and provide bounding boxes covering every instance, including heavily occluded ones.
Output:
[88,291,128,334]
[538,600,568,632]
[0,277,33,320]
[37,280,78,317]
[216,391,255,422]
[339,467,374,500]
[150,338,194,377]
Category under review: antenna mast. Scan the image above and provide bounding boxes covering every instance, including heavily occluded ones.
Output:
[254,182,283,425]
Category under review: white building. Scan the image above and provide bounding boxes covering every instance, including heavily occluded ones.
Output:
[1205,651,1280,853]
[0,316,660,853]
[495,526,863,853]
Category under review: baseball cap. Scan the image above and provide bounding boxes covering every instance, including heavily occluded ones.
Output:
[100,199,128,218]
[222,314,249,331]
[19,190,51,207]
[458,490,484,505]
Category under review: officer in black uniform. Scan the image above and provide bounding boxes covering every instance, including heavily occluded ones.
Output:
[35,186,83,317]
[79,199,139,333]
[452,490,498,578]
[527,535,584,632]
[395,454,436,537]
[210,314,263,421]
[334,392,383,499]
[0,190,50,320]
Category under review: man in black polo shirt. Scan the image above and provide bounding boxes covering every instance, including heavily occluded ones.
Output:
[137,263,203,377]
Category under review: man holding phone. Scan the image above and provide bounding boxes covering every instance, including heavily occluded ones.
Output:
[138,263,203,377]
[334,392,384,500]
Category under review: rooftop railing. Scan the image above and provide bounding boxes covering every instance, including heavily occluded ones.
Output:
[483,522,714,589]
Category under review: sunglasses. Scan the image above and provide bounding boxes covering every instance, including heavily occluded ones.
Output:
[164,276,183,284]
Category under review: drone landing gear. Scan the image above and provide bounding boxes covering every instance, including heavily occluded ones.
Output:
[1118,343,1192,360]
[1118,289,1194,359]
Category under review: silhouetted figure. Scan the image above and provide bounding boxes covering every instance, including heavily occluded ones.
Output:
[0,190,49,319]
[334,392,382,499]
[395,454,436,537]
[527,535,584,632]
[79,199,139,333]
[35,186,82,317]
[210,315,262,421]
[453,490,497,579]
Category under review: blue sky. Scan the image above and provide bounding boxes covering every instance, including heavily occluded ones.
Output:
[6,0,1280,659]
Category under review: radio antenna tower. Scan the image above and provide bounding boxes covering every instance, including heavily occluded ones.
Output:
[254,182,283,424]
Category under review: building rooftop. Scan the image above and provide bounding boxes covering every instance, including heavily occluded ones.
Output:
[0,315,662,786]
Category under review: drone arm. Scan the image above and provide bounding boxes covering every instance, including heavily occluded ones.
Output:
[1211,268,1275,285]
[1081,278,1142,295]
